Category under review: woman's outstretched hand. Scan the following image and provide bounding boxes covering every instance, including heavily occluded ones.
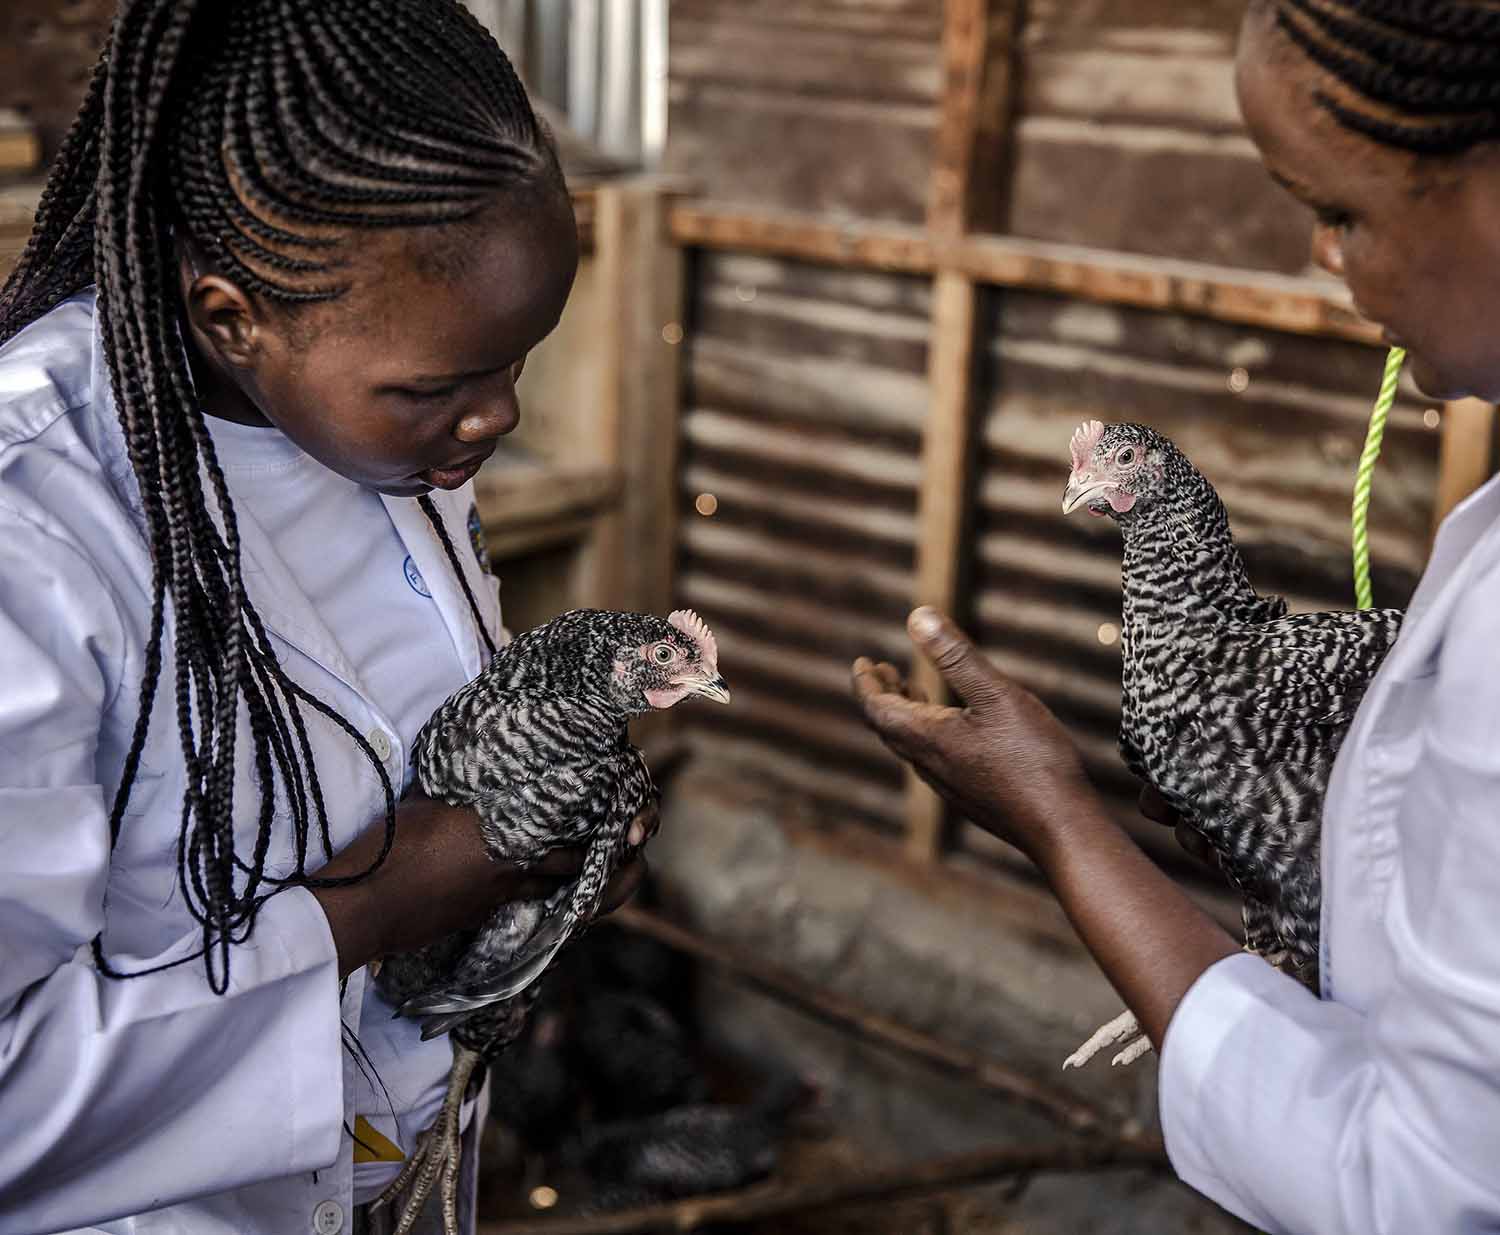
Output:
[852,606,1093,863]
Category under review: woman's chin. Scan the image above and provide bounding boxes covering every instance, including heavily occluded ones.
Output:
[1405,352,1498,404]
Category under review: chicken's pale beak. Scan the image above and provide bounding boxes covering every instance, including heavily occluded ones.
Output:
[1062,472,1111,515]
[686,673,731,704]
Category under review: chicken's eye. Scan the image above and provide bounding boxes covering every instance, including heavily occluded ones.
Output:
[652,643,676,665]
[1117,447,1136,466]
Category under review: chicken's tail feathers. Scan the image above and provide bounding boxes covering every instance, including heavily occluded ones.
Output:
[417,1009,470,1041]
[474,831,624,1006]
[468,908,576,1005]
[396,910,576,1036]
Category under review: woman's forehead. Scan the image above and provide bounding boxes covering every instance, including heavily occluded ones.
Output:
[302,197,578,370]
[1236,10,1405,196]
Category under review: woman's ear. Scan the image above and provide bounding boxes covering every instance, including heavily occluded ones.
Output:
[180,268,264,370]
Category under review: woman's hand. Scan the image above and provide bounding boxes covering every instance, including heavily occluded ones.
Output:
[852,607,1093,863]
[311,796,657,978]
[1138,784,1221,872]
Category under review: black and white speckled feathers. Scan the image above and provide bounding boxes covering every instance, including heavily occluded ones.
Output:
[374,608,726,1054]
[1066,423,1402,987]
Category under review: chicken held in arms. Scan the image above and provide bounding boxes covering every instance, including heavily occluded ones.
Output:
[1059,421,1401,1070]
[372,608,729,1234]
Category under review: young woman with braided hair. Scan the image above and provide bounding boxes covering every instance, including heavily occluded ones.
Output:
[858,3,1500,1231]
[0,1,652,1231]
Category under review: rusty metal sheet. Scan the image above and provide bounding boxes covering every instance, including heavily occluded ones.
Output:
[675,251,931,833]
[1008,0,1315,270]
[665,0,945,225]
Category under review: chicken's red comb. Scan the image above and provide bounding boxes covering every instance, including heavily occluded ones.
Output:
[668,609,718,670]
[1070,420,1105,471]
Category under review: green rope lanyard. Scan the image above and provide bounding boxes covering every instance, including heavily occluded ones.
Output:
[1352,346,1406,610]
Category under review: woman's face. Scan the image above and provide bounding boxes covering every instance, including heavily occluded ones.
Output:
[183,187,579,497]
[1236,7,1500,401]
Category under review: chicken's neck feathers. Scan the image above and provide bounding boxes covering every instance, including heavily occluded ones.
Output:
[1118,479,1258,630]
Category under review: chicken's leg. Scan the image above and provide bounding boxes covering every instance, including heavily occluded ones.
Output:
[370,1045,481,1235]
[1062,1008,1152,1070]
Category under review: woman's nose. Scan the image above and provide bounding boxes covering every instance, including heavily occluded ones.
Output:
[1311,223,1345,278]
[454,384,519,443]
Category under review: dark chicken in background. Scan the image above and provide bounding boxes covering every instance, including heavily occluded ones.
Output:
[481,915,818,1219]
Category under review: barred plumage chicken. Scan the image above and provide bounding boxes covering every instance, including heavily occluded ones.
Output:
[371,608,729,1233]
[1059,421,1401,1069]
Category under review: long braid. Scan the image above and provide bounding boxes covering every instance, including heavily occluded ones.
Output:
[1266,0,1500,154]
[3,0,561,992]
[419,496,500,660]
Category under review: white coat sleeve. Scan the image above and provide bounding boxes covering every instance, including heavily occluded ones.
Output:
[0,510,346,1232]
[1158,563,1500,1235]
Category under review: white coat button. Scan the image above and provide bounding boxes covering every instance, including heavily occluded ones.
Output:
[312,1200,344,1235]
[367,728,393,762]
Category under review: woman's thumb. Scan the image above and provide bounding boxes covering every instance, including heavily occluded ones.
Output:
[907,607,997,705]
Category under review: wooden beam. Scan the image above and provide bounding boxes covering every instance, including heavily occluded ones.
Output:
[668,204,1382,347]
[906,270,983,860]
[1434,398,1497,537]
[581,181,687,613]
[928,0,1022,237]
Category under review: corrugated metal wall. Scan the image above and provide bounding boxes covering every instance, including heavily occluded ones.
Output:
[678,252,930,836]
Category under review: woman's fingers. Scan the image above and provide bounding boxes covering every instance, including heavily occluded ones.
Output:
[600,852,648,913]
[907,607,1000,708]
[1175,820,1222,871]
[627,800,659,848]
[1139,785,1223,871]
[1138,784,1177,825]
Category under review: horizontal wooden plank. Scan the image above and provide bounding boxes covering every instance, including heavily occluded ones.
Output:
[683,406,923,495]
[669,203,1381,345]
[683,462,919,555]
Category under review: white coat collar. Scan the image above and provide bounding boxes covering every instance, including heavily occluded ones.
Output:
[381,489,491,681]
[1378,473,1500,680]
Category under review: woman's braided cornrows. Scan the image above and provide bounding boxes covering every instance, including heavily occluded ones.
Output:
[1269,0,1500,154]
[0,0,560,994]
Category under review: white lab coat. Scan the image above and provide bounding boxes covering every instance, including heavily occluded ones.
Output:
[0,293,501,1234]
[1160,472,1500,1233]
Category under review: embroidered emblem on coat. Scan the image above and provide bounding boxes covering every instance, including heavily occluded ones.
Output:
[467,503,492,573]
[403,554,432,597]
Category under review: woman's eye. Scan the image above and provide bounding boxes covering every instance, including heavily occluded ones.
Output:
[398,384,460,404]
[1315,207,1354,232]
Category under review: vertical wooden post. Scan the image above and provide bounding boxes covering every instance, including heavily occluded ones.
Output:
[1433,399,1496,538]
[904,0,1022,862]
[905,270,982,860]
[928,0,1022,239]
[583,179,687,615]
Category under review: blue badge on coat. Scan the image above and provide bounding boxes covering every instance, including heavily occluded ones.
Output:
[403,554,432,597]
[467,503,492,574]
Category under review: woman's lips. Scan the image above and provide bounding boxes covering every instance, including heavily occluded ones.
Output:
[418,453,489,490]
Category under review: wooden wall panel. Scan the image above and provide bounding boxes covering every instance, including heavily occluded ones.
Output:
[676,251,932,835]
[665,0,945,225]
[0,1,111,161]
[1007,0,1316,271]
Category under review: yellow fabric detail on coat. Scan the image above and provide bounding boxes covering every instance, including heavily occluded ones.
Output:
[352,1117,405,1164]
